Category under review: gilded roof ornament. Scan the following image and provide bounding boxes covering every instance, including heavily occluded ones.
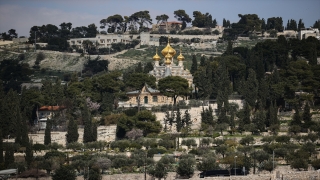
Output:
[177,47,185,61]
[165,52,172,64]
[161,35,176,57]
[152,48,161,61]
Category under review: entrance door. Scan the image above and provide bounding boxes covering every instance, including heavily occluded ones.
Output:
[144,96,148,104]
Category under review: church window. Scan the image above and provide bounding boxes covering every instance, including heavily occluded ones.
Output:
[144,96,148,104]
[152,96,158,102]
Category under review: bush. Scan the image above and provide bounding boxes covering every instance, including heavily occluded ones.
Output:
[212,30,220,35]
[52,165,76,180]
[311,159,320,170]
[18,169,47,178]
[36,52,45,61]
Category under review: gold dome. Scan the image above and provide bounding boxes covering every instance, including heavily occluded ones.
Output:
[161,37,176,57]
[177,47,185,61]
[153,48,161,61]
[165,52,172,64]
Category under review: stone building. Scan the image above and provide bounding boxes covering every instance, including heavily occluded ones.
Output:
[298,27,320,40]
[119,38,193,108]
[148,38,193,86]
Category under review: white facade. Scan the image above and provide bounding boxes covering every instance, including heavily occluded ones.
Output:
[298,28,320,40]
[68,34,132,50]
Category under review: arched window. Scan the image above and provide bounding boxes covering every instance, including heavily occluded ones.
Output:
[144,96,148,104]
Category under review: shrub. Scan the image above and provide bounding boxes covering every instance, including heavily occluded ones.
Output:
[212,30,220,35]
[52,165,76,180]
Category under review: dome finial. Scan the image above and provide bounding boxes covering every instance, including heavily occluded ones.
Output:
[161,35,176,57]
[177,46,185,61]
[153,47,161,61]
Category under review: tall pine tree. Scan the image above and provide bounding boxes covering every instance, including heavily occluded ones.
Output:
[83,103,93,143]
[176,108,182,132]
[66,118,79,144]
[190,55,198,75]
[44,119,52,145]
[0,129,3,165]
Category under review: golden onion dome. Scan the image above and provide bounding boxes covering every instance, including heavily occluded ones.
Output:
[161,37,176,57]
[165,52,172,64]
[152,48,161,61]
[177,47,185,61]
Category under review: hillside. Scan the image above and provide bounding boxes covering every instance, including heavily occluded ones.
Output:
[0,49,140,72]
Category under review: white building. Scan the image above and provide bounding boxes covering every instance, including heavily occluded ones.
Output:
[67,34,132,50]
[298,28,319,40]
[36,106,66,130]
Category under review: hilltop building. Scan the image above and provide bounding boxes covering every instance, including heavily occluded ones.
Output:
[119,38,193,108]
[298,27,320,40]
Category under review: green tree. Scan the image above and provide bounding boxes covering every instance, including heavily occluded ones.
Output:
[190,55,198,75]
[129,11,153,32]
[0,129,3,165]
[52,165,76,180]
[197,153,219,171]
[266,17,283,31]
[183,110,191,133]
[239,69,258,107]
[66,118,79,144]
[100,14,124,33]
[252,109,266,133]
[25,140,34,168]
[4,144,14,168]
[302,103,312,129]
[158,76,190,105]
[173,9,192,30]
[224,40,233,55]
[44,119,52,145]
[124,73,156,91]
[176,108,182,132]
[83,103,93,143]
[298,19,305,31]
[176,157,195,178]
[199,55,206,67]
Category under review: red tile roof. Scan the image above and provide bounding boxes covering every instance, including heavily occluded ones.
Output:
[38,106,65,111]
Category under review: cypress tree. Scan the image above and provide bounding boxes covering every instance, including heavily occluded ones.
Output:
[83,103,93,143]
[25,140,33,168]
[224,40,233,55]
[243,69,258,107]
[4,144,14,168]
[200,56,206,67]
[190,55,198,75]
[92,123,98,141]
[176,108,182,132]
[252,109,266,133]
[0,129,3,164]
[302,103,312,128]
[291,106,301,126]
[223,18,226,27]
[298,19,305,31]
[15,109,22,145]
[44,119,52,145]
[183,110,191,131]
[21,111,30,147]
[66,118,79,144]
[242,102,251,125]
[135,62,143,73]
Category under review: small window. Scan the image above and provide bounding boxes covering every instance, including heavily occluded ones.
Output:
[153,96,158,102]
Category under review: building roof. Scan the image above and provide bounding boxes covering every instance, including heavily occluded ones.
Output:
[126,84,160,95]
[38,106,65,111]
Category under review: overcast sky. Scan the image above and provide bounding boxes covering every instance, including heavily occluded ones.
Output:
[0,0,319,37]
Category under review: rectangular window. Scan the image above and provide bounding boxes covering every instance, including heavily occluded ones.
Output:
[153,96,158,102]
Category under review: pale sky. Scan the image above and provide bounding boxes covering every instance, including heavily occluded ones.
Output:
[0,0,319,37]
